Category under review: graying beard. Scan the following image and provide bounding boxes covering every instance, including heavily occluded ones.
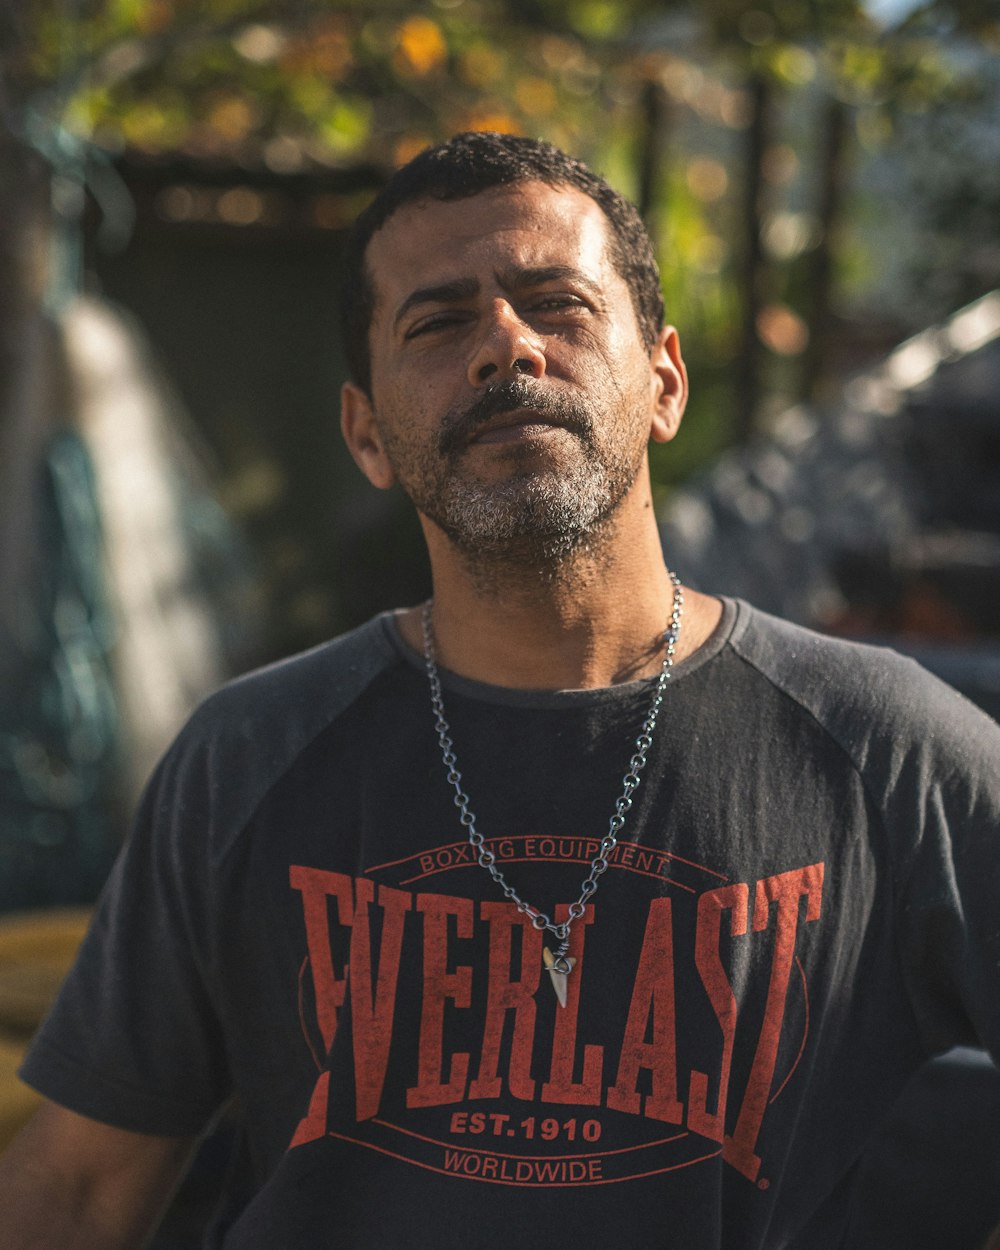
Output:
[432,466,616,559]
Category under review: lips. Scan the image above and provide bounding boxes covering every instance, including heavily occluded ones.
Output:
[466,408,568,445]
[439,379,588,456]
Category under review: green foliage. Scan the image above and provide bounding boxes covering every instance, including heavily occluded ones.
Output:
[8,0,1000,496]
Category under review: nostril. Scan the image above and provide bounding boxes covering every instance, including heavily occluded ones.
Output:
[477,363,498,382]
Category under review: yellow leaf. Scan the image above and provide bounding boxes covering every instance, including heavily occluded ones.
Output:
[394,133,433,167]
[396,16,447,76]
[459,110,521,136]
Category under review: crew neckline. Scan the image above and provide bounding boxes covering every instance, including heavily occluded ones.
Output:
[379,597,737,709]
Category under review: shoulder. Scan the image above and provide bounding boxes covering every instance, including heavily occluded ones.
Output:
[724,599,1000,779]
[185,610,399,740]
[727,598,926,709]
[142,612,404,842]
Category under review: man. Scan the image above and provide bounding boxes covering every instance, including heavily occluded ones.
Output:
[2,131,999,1249]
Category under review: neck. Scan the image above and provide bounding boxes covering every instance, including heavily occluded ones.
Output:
[398,490,721,689]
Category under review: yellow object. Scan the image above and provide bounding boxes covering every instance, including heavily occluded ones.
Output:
[0,908,92,1149]
[0,1036,43,1149]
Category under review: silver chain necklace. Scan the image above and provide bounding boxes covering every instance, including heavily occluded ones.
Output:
[421,571,684,1007]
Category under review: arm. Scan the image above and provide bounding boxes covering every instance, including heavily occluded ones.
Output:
[0,1099,196,1250]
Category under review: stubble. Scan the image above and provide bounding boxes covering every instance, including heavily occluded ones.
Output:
[375,377,648,575]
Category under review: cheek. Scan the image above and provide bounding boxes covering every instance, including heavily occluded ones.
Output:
[371,394,439,468]
[594,345,651,408]
[585,319,649,377]
[373,362,452,422]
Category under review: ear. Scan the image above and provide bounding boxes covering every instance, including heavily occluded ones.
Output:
[340,381,397,490]
[648,326,688,445]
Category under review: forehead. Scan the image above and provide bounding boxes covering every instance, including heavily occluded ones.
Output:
[364,181,616,316]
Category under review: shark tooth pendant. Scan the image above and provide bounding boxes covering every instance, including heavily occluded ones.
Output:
[542,946,577,1008]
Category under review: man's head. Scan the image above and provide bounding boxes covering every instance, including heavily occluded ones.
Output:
[339,134,687,568]
[341,131,665,396]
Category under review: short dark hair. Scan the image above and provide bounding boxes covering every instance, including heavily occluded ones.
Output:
[340,131,664,394]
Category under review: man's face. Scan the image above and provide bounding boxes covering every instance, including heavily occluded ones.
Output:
[344,181,683,560]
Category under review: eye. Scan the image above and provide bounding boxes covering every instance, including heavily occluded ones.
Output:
[522,293,593,324]
[530,294,587,312]
[404,311,470,339]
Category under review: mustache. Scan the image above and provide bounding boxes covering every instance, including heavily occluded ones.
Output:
[437,379,590,456]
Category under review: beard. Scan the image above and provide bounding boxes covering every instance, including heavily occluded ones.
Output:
[376,377,648,562]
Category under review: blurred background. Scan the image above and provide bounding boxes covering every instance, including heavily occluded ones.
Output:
[1,1,999,1235]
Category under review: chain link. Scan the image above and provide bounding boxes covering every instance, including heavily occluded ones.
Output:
[421,573,684,975]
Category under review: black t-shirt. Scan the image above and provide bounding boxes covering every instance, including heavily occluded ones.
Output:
[21,600,1000,1248]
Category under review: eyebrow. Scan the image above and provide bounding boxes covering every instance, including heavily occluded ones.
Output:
[502,265,602,299]
[391,265,602,333]
[392,278,479,333]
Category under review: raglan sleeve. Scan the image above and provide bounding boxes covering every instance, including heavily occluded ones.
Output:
[18,710,233,1137]
[876,664,1000,1064]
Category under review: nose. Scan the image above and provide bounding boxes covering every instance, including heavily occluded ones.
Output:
[467,300,546,387]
